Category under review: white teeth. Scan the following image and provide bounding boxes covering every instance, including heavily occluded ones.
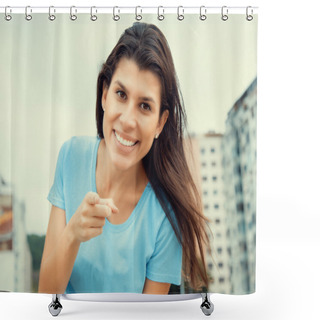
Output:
[115,131,136,147]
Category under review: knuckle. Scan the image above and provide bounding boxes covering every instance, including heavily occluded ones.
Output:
[81,208,87,217]
[85,192,92,201]
[86,192,97,204]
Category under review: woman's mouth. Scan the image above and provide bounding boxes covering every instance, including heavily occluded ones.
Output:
[114,130,138,147]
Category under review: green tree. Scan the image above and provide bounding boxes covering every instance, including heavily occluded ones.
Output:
[27,234,45,292]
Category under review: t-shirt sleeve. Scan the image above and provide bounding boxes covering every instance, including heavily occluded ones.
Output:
[47,141,69,210]
[146,215,182,285]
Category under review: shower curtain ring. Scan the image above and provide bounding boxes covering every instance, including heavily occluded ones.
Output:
[221,6,228,21]
[135,6,142,21]
[200,6,207,21]
[49,6,56,21]
[25,6,32,21]
[246,6,254,21]
[157,6,165,21]
[113,6,120,21]
[4,6,12,21]
[91,6,98,21]
[177,6,184,21]
[70,6,77,21]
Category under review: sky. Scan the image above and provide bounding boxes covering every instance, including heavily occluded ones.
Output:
[0,11,257,234]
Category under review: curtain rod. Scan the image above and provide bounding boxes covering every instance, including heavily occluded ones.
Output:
[0,6,259,15]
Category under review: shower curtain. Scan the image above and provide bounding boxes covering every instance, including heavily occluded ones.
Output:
[0,7,257,298]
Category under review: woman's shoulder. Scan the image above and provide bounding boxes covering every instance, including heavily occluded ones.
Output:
[59,135,100,162]
[142,184,172,223]
[66,135,99,148]
[141,184,180,243]
[61,135,99,153]
[145,184,180,234]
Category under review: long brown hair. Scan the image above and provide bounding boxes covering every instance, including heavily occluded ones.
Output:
[96,22,211,290]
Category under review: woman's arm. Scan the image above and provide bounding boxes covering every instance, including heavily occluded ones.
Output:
[142,278,171,294]
[38,205,80,293]
[38,192,118,293]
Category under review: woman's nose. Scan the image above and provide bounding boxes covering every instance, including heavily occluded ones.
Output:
[119,102,137,130]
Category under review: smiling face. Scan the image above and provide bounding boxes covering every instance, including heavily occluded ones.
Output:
[101,58,168,172]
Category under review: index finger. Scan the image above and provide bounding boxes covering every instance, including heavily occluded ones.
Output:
[98,198,119,213]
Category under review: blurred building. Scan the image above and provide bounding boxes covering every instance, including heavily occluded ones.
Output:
[198,132,232,293]
[221,77,257,294]
[0,176,32,292]
[187,132,231,294]
[186,77,257,294]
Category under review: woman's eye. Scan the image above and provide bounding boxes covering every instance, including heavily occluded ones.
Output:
[140,103,151,111]
[116,90,126,100]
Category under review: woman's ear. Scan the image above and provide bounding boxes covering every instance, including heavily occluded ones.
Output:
[101,83,108,111]
[156,110,169,138]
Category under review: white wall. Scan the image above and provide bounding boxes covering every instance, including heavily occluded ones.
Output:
[0,251,14,291]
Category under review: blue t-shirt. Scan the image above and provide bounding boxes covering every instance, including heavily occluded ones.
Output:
[47,136,182,293]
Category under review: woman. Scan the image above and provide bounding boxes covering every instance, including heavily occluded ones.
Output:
[39,22,210,294]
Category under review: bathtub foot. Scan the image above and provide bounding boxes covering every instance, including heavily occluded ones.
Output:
[48,294,63,317]
[200,293,214,316]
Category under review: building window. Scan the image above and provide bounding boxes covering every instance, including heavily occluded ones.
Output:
[203,190,208,196]
[214,204,219,209]
[235,184,243,194]
[201,148,205,154]
[208,263,213,270]
[234,144,240,156]
[215,218,220,224]
[211,161,216,167]
[217,248,222,254]
[238,221,246,233]
[252,213,256,226]
[219,277,225,284]
[241,260,248,270]
[202,176,207,182]
[212,176,217,181]
[240,241,247,252]
[204,204,209,210]
[218,262,223,268]
[237,202,244,212]
[213,190,218,195]
[211,147,215,153]
[201,162,206,167]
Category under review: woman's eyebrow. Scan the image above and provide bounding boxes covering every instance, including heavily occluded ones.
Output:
[114,80,156,104]
[114,80,127,91]
[139,96,155,104]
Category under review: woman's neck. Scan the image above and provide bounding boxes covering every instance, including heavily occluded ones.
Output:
[96,139,148,200]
